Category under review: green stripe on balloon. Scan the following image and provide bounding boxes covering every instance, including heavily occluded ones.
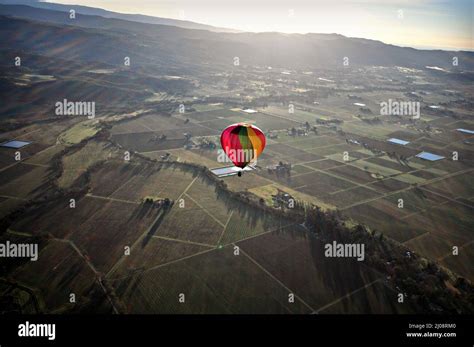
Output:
[238,126,252,150]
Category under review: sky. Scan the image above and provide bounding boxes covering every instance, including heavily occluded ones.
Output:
[45,0,473,50]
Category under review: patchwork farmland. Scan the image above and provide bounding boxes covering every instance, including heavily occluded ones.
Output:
[0,28,473,315]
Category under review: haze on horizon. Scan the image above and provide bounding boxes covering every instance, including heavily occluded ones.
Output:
[45,0,473,51]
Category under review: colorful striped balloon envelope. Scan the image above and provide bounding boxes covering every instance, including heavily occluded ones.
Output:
[220,123,266,169]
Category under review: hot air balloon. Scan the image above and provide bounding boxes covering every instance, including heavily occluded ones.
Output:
[220,123,266,176]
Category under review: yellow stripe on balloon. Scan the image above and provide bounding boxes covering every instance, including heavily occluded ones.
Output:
[247,126,262,156]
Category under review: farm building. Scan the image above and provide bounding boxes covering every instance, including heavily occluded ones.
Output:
[387,138,410,146]
[211,165,255,178]
[416,152,445,161]
[0,140,31,149]
[456,128,474,135]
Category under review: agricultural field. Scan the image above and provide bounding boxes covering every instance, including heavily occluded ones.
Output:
[11,239,98,312]
[0,34,473,316]
[248,183,335,211]
[57,120,102,145]
[236,230,397,312]
[112,245,311,314]
[318,281,419,314]
[58,140,120,189]
[0,163,52,200]
[235,109,473,283]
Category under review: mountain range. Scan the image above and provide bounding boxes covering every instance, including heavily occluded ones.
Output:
[0,0,239,32]
[1,3,473,72]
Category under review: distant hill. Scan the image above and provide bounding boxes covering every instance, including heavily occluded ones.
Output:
[1,4,473,71]
[0,0,239,32]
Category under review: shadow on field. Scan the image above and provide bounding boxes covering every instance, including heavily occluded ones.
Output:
[140,206,172,247]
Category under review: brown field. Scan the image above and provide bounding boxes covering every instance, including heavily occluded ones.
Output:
[240,111,301,130]
[156,198,224,246]
[12,239,97,312]
[423,172,474,200]
[109,165,195,202]
[184,109,245,123]
[69,200,163,273]
[147,148,220,168]
[219,211,290,246]
[368,178,410,193]
[0,163,51,199]
[249,183,335,211]
[305,159,344,170]
[347,150,373,160]
[412,137,447,149]
[404,233,457,261]
[88,161,150,197]
[306,143,352,156]
[324,186,381,208]
[110,120,152,134]
[198,118,246,132]
[113,245,311,314]
[155,125,215,138]
[0,144,50,163]
[25,144,65,166]
[111,113,217,152]
[289,170,355,192]
[383,189,447,213]
[0,162,34,186]
[403,203,473,245]
[319,281,418,314]
[0,198,22,219]
[11,194,162,273]
[291,164,315,174]
[185,110,234,122]
[58,141,119,189]
[10,196,107,239]
[237,230,382,311]
[154,147,221,167]
[328,165,377,185]
[365,156,413,172]
[111,132,187,152]
[343,202,427,242]
[111,237,211,278]
[267,143,318,159]
[409,169,438,180]
[111,114,194,134]
[0,151,16,170]
[223,172,274,192]
[295,185,351,201]
[430,159,472,173]
[284,136,345,150]
[185,178,233,225]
